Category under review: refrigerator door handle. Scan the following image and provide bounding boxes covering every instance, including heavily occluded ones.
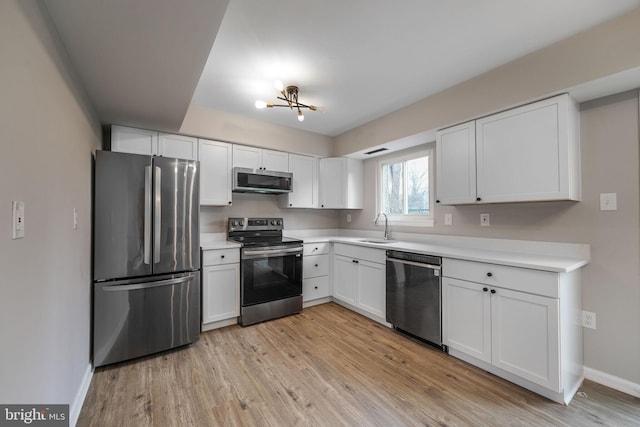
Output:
[154,165,161,264]
[102,275,193,292]
[143,166,152,264]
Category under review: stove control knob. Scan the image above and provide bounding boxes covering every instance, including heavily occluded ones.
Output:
[231,220,238,227]
[239,220,244,226]
[276,220,282,226]
[271,220,277,226]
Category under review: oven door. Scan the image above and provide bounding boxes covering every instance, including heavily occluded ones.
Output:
[241,246,303,306]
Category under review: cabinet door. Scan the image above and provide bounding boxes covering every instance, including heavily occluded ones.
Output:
[199,139,233,206]
[303,276,330,302]
[442,278,491,363]
[232,145,262,169]
[491,287,560,391]
[436,122,477,204]
[262,149,289,171]
[158,133,198,160]
[333,255,357,304]
[476,95,572,203]
[110,125,158,155]
[202,263,240,324]
[283,154,318,208]
[303,254,329,278]
[319,158,345,208]
[358,260,385,319]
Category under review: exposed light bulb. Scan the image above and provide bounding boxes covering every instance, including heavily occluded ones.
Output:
[255,100,267,109]
[274,80,284,92]
[297,111,305,122]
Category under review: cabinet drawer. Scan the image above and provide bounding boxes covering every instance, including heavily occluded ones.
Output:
[303,242,329,256]
[334,243,386,264]
[303,254,329,278]
[303,276,330,301]
[202,248,240,266]
[442,258,559,298]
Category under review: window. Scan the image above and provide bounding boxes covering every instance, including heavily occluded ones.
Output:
[377,149,434,226]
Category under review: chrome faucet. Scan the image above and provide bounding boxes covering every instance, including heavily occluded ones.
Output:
[374,212,391,240]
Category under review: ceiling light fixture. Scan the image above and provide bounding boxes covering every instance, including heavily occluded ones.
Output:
[255,80,318,122]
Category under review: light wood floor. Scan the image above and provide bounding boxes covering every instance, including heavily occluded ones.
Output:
[78,303,640,426]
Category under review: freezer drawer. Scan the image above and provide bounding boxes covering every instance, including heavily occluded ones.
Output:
[93,272,200,367]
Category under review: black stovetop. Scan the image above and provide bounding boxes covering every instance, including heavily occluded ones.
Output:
[227,235,303,248]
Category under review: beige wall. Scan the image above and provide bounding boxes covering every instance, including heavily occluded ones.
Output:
[180,104,333,157]
[0,0,100,415]
[334,7,640,157]
[342,91,640,384]
[201,194,339,233]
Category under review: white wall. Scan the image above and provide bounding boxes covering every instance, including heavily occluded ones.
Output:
[0,0,100,420]
[342,91,640,385]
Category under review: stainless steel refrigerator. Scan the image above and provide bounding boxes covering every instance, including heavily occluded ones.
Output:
[93,150,200,367]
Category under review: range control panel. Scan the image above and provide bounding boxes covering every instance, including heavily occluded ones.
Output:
[228,217,284,232]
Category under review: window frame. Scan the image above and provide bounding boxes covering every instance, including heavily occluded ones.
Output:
[375,147,435,227]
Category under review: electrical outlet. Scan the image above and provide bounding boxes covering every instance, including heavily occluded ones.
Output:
[12,200,25,239]
[444,213,453,225]
[480,213,490,226]
[582,311,596,329]
[600,193,617,211]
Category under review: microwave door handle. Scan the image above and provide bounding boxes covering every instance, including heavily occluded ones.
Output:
[154,166,161,264]
[143,166,152,265]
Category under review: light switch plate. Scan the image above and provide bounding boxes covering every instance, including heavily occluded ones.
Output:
[600,193,617,211]
[444,213,453,225]
[12,200,25,239]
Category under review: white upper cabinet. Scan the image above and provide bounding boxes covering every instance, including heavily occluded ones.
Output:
[110,125,158,155]
[158,133,198,160]
[232,145,289,172]
[280,154,319,209]
[436,94,581,205]
[319,158,363,209]
[198,139,233,206]
[261,149,289,171]
[436,121,477,205]
[110,126,197,160]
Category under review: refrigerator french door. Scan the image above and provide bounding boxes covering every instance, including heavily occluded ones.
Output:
[93,150,200,367]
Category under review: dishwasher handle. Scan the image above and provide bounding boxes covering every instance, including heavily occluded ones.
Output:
[387,257,441,271]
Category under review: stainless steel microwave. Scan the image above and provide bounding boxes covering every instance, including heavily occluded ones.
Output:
[232,167,293,194]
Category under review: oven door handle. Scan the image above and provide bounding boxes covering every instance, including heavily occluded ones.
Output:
[243,247,303,258]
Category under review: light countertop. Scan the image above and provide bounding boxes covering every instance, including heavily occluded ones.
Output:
[200,231,589,273]
[292,236,588,273]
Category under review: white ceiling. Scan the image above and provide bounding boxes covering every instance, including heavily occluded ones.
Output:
[44,0,640,137]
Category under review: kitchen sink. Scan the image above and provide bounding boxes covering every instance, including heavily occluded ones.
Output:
[358,239,396,244]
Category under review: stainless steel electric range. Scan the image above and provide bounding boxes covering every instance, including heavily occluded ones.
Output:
[227,217,303,326]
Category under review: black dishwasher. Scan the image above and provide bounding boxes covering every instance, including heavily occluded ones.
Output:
[386,250,445,350]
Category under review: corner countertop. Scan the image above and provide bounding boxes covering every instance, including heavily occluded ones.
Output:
[291,235,589,273]
[200,230,589,273]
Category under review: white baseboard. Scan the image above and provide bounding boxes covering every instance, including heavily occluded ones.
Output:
[584,366,640,398]
[70,363,93,427]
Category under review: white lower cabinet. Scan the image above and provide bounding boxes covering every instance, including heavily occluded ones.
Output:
[201,247,240,330]
[302,243,331,306]
[332,244,385,322]
[443,258,581,404]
